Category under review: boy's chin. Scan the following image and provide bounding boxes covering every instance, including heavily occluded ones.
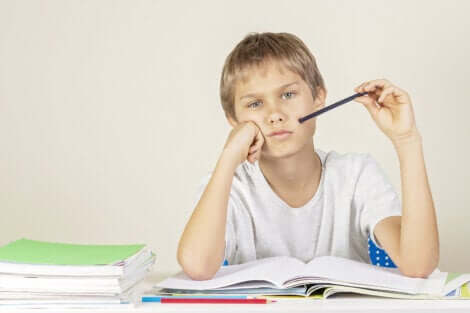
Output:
[262,144,302,160]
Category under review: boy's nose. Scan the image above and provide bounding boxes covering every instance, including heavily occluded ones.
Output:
[268,110,287,124]
[269,114,284,124]
[265,100,288,125]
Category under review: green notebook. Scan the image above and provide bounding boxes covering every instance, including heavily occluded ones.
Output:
[0,238,145,265]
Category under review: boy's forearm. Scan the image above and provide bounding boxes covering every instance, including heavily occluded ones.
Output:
[393,132,440,275]
[177,150,239,280]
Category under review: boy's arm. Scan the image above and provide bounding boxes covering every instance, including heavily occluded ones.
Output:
[177,121,264,280]
[354,79,439,278]
[375,133,439,277]
[177,152,238,280]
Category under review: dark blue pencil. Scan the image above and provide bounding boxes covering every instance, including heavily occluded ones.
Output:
[298,92,368,123]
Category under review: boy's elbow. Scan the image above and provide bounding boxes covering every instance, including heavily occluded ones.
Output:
[398,250,440,278]
[177,248,221,281]
[400,267,433,278]
[183,266,218,281]
[399,260,439,278]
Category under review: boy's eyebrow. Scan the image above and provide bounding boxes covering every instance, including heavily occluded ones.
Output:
[239,81,300,100]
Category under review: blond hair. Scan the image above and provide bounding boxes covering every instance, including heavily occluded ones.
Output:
[220,32,325,120]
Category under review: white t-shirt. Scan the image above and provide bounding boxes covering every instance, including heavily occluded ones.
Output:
[192,149,402,265]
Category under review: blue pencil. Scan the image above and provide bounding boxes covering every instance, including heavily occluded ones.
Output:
[142,295,250,303]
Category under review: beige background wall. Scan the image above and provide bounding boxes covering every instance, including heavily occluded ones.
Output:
[1,0,469,274]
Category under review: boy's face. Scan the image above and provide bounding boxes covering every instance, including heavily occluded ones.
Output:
[228,60,326,159]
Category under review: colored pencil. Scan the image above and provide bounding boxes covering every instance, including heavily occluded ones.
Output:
[142,295,248,302]
[159,298,274,304]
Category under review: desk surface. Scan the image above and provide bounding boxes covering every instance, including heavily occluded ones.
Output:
[3,272,470,313]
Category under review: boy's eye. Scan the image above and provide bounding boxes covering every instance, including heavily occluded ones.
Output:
[248,101,261,109]
[282,91,296,100]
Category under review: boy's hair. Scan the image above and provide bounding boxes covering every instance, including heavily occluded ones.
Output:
[220,32,325,121]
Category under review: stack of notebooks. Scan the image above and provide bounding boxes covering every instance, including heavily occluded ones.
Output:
[153,255,470,302]
[0,238,156,308]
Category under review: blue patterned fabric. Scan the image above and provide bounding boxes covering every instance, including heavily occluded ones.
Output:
[368,237,396,267]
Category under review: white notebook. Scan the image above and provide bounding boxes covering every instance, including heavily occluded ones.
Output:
[155,255,465,298]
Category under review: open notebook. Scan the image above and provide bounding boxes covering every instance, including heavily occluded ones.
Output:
[155,256,470,299]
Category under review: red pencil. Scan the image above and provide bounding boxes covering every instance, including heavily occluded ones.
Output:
[160,298,275,304]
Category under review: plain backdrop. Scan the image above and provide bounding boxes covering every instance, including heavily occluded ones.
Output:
[1,0,469,274]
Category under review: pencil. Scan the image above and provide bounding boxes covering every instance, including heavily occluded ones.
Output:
[298,92,368,123]
[142,295,248,302]
[159,298,275,304]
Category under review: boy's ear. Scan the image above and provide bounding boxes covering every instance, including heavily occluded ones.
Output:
[313,87,327,109]
[226,113,238,128]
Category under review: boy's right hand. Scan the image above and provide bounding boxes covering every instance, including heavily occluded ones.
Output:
[222,121,264,166]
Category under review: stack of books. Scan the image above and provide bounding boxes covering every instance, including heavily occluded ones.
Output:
[0,238,156,308]
[152,255,470,302]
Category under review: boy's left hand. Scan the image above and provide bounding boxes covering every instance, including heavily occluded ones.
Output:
[354,79,420,145]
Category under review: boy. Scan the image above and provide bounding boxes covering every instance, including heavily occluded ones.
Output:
[177,32,439,280]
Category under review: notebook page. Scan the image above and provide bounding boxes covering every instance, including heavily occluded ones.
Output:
[296,256,446,295]
[156,256,305,290]
[442,274,470,296]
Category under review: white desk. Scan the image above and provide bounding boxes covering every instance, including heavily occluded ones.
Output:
[4,272,470,313]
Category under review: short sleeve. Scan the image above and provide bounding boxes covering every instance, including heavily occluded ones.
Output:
[353,155,402,249]
[191,173,237,264]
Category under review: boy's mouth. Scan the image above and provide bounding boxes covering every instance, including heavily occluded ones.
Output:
[268,129,293,139]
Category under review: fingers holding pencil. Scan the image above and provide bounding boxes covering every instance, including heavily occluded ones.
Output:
[354,79,419,145]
